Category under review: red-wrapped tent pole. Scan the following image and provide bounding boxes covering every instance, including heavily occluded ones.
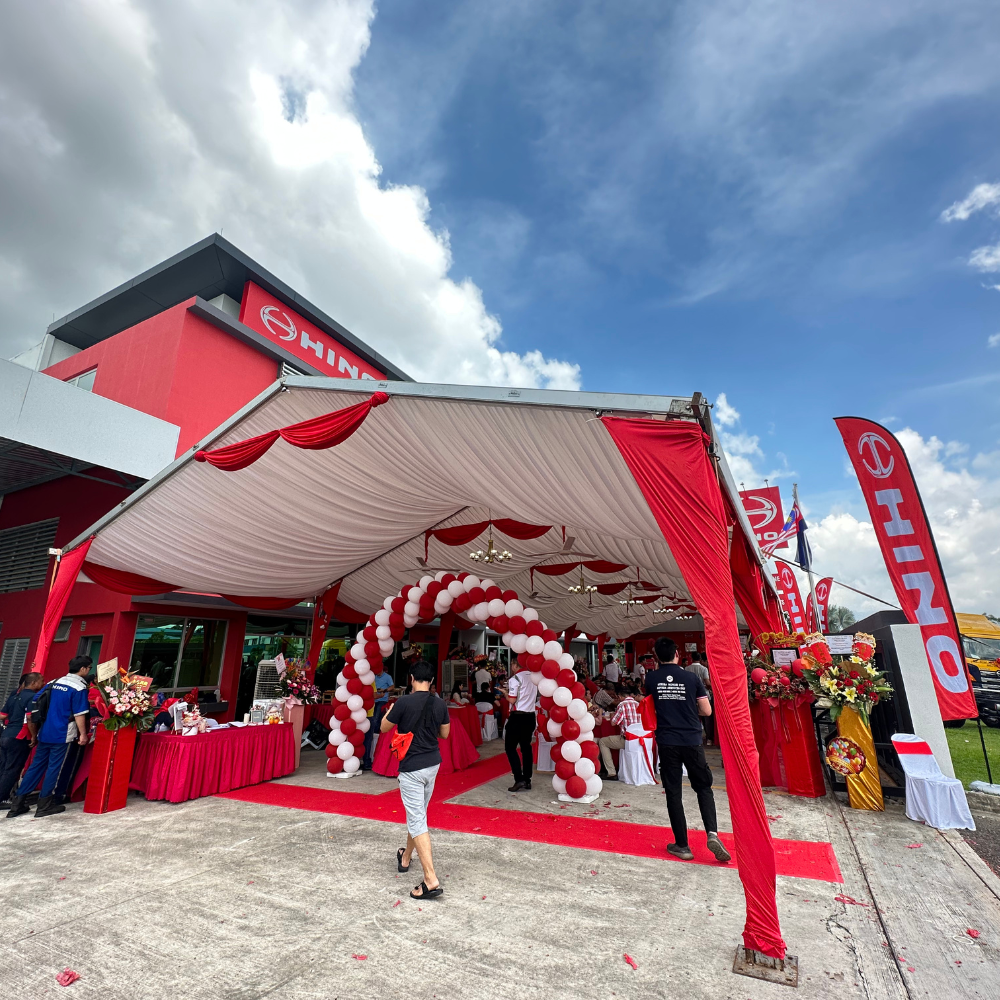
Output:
[32,540,93,677]
[601,415,786,960]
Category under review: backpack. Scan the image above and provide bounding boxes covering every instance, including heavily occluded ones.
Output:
[390,694,436,763]
[27,682,55,729]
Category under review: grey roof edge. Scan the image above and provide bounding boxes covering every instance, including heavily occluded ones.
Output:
[46,233,412,382]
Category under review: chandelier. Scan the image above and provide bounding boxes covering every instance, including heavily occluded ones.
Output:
[469,528,512,565]
[567,566,598,604]
[618,585,644,617]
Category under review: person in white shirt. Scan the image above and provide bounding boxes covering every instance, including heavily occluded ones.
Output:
[473,659,492,692]
[505,669,538,792]
[602,653,621,684]
[631,652,653,682]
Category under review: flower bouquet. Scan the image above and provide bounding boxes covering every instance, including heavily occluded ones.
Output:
[278,657,320,706]
[799,633,891,726]
[747,658,812,706]
[96,669,155,732]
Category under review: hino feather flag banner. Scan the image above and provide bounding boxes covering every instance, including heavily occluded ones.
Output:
[835,417,977,721]
[807,577,833,632]
[739,486,788,551]
[773,560,807,634]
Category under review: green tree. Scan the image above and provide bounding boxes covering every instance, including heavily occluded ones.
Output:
[827,605,857,632]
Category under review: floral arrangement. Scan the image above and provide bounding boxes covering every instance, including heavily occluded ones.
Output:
[747,656,812,704]
[801,632,892,725]
[757,632,803,649]
[278,657,320,705]
[97,669,154,732]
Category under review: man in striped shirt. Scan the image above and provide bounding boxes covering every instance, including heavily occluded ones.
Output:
[597,687,640,781]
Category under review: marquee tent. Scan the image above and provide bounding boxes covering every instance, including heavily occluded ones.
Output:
[52,376,787,958]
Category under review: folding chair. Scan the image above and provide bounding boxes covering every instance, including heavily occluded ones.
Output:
[890,733,975,830]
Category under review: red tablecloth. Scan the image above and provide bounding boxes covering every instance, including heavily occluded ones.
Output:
[303,704,337,728]
[129,724,296,803]
[449,702,483,747]
[372,719,479,778]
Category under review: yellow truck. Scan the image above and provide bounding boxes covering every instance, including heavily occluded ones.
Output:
[957,613,1000,675]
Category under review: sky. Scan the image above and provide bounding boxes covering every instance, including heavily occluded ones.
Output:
[2,1,1000,619]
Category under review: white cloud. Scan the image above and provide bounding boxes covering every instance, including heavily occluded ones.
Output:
[988,333,1000,348]
[713,393,792,489]
[0,0,579,390]
[714,392,740,427]
[941,182,1000,222]
[969,243,1000,273]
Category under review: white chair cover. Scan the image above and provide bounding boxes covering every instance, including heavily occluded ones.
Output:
[536,736,555,772]
[476,703,499,741]
[620,722,656,786]
[891,733,975,831]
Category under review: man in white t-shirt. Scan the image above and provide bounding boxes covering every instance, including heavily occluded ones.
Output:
[505,669,538,792]
[602,653,621,684]
[474,661,492,692]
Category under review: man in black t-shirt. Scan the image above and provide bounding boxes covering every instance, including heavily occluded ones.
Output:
[381,660,451,899]
[644,637,731,863]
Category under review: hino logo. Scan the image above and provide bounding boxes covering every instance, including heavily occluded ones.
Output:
[858,431,894,479]
[260,305,298,342]
[743,494,777,530]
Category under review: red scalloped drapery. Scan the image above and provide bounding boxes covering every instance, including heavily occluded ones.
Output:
[424,519,552,560]
[528,560,629,590]
[195,392,390,472]
[83,561,177,596]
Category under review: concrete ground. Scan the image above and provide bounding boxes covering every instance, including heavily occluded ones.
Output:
[1,740,999,999]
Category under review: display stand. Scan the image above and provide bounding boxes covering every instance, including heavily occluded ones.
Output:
[837,706,884,811]
[83,725,137,814]
[283,703,305,769]
[779,700,826,798]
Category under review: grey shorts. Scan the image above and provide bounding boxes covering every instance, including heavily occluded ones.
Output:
[397,764,440,837]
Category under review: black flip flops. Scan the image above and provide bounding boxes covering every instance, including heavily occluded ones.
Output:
[397,848,410,872]
[410,881,443,900]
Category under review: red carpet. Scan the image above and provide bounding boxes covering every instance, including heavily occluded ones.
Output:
[216,753,842,883]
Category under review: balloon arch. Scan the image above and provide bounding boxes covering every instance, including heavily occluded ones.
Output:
[325,570,602,799]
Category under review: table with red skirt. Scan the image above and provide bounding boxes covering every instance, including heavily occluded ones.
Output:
[448,702,484,747]
[128,724,297,803]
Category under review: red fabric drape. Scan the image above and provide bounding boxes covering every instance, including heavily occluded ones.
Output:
[83,561,177,596]
[729,533,783,642]
[602,416,785,959]
[306,582,342,678]
[529,560,629,590]
[563,624,578,651]
[334,600,369,625]
[33,540,92,675]
[221,595,305,610]
[195,392,389,471]
[424,519,552,560]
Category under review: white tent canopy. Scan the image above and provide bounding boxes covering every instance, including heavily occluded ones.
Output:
[70,378,766,635]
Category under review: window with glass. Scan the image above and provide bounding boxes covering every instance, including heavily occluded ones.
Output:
[131,615,228,696]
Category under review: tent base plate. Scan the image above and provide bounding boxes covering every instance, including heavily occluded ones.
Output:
[733,947,798,987]
[557,792,600,804]
[327,770,361,780]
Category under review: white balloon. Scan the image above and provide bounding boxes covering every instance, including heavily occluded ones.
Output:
[504,599,524,618]
[473,602,490,620]
[552,686,572,707]
[357,718,370,733]
[359,671,375,686]
[525,635,544,656]
[419,575,435,590]
[347,694,364,712]
[578,712,596,733]
[354,658,370,675]
[523,607,539,622]
[585,775,603,797]
[404,615,418,627]
[328,729,346,745]
[335,686,351,703]
[336,741,355,760]
[375,608,391,626]
[336,673,348,687]
[434,570,448,582]
[543,640,564,661]
[479,578,496,591]
[405,586,422,602]
[436,590,454,607]
[356,629,368,643]
[383,596,396,611]
[350,643,365,660]
[434,598,450,616]
[552,775,567,795]
[343,755,361,774]
[501,631,514,647]
[559,653,575,671]
[463,575,481,592]
[378,638,394,654]
[567,698,588,720]
[488,598,506,617]
[376,624,391,640]
[546,719,563,739]
[510,633,528,654]
[578,730,595,743]
[538,678,557,698]
[351,708,368,722]
[404,601,420,617]
[561,739,582,762]
[529,672,543,686]
[447,580,464,598]
[574,757,596,780]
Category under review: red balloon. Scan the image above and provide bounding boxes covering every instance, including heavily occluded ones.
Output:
[327,755,345,774]
[346,678,364,695]
[565,775,587,799]
[363,625,377,641]
[389,612,404,626]
[485,585,503,601]
[493,614,510,633]
[508,615,526,634]
[426,580,444,597]
[516,652,529,667]
[550,704,569,723]
[542,629,558,644]
[526,619,544,637]
[390,626,405,640]
[580,741,600,762]
[372,663,384,675]
[349,730,366,747]
[779,674,791,686]
[441,574,456,586]
[501,589,518,602]
[525,652,545,670]
[468,586,486,604]
[791,658,806,677]
[550,742,563,762]
[750,667,768,684]
[368,655,383,669]
[539,695,554,711]
[561,719,581,741]
[391,597,406,613]
[556,759,576,780]
[342,663,357,679]
[571,682,586,701]
[418,593,435,612]
[541,660,560,680]
[334,703,351,721]
[325,743,338,758]
[362,692,375,708]
[340,717,357,736]
[557,669,577,688]
[364,641,381,660]
[453,593,471,613]
[458,572,470,582]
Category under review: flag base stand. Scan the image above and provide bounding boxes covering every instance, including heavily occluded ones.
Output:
[733,946,798,987]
